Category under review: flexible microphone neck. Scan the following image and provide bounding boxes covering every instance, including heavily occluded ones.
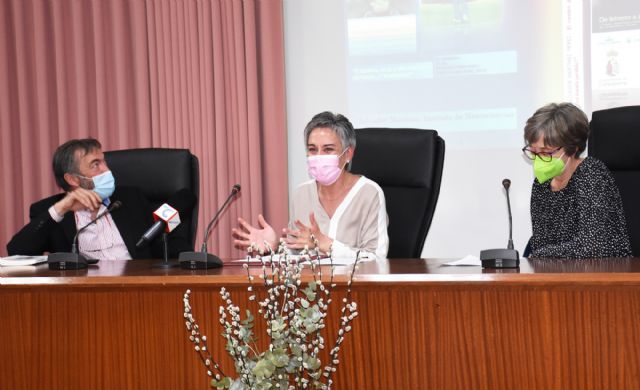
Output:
[72,201,122,254]
[201,185,240,252]
[502,179,514,250]
[478,179,519,268]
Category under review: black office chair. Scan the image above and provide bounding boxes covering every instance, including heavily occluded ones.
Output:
[589,105,640,256]
[104,148,200,248]
[350,128,445,258]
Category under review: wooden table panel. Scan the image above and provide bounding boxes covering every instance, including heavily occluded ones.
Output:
[2,258,640,389]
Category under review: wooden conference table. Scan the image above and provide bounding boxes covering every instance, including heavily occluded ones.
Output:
[2,258,640,389]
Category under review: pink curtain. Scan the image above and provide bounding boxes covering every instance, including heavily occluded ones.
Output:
[0,0,288,258]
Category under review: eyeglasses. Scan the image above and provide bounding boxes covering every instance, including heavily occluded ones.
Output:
[521,146,562,162]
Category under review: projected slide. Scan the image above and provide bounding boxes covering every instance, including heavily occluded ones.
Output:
[345,0,640,148]
[590,0,640,110]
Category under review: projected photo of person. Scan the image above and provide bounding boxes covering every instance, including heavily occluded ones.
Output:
[347,0,419,57]
[347,0,416,18]
[452,0,469,23]
[606,53,619,77]
[420,0,503,29]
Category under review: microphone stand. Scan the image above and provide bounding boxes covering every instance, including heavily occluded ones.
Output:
[480,179,520,268]
[48,201,122,270]
[505,182,514,251]
[179,185,240,269]
[47,248,89,270]
[152,232,179,268]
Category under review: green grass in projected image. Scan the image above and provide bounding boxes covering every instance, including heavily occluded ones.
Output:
[420,0,504,27]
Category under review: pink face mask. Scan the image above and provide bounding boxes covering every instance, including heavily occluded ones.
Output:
[307,150,347,186]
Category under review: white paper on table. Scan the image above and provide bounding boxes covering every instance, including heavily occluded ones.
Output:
[316,257,358,266]
[442,255,481,266]
[0,255,48,267]
[228,255,299,264]
[229,255,358,266]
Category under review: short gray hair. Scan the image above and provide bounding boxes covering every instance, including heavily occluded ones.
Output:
[303,111,356,152]
[524,102,589,157]
[52,138,102,191]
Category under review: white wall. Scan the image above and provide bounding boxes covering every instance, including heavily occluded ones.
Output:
[284,0,348,199]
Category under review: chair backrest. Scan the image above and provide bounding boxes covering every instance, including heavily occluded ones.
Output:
[104,148,200,248]
[350,128,445,258]
[589,105,640,256]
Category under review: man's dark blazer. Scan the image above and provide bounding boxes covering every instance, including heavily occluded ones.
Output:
[6,186,192,259]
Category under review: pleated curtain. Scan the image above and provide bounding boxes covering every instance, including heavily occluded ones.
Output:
[0,0,288,258]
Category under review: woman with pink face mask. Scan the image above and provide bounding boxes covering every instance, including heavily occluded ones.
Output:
[233,112,389,260]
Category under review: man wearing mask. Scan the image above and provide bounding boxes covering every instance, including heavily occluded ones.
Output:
[7,138,192,260]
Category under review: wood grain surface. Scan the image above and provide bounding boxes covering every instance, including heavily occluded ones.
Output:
[2,258,640,389]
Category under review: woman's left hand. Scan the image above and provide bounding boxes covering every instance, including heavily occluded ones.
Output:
[283,212,332,253]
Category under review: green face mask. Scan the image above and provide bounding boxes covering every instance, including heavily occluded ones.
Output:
[533,154,565,183]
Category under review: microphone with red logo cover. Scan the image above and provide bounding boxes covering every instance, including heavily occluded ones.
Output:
[136,189,196,248]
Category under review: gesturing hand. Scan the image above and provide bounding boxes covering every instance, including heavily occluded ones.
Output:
[53,187,102,215]
[232,214,278,254]
[283,212,332,254]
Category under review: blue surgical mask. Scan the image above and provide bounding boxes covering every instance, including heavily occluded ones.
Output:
[78,170,115,200]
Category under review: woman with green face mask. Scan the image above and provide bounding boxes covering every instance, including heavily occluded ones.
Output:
[522,102,632,258]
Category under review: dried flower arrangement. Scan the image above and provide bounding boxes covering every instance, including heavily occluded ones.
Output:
[183,241,360,389]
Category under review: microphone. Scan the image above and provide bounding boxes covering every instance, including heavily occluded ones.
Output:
[73,201,123,253]
[179,184,241,269]
[502,179,514,250]
[202,184,240,252]
[479,178,520,268]
[47,200,123,270]
[136,189,196,248]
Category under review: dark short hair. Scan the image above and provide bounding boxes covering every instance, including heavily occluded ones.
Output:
[304,111,356,152]
[303,112,356,170]
[52,138,102,191]
[523,102,589,157]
